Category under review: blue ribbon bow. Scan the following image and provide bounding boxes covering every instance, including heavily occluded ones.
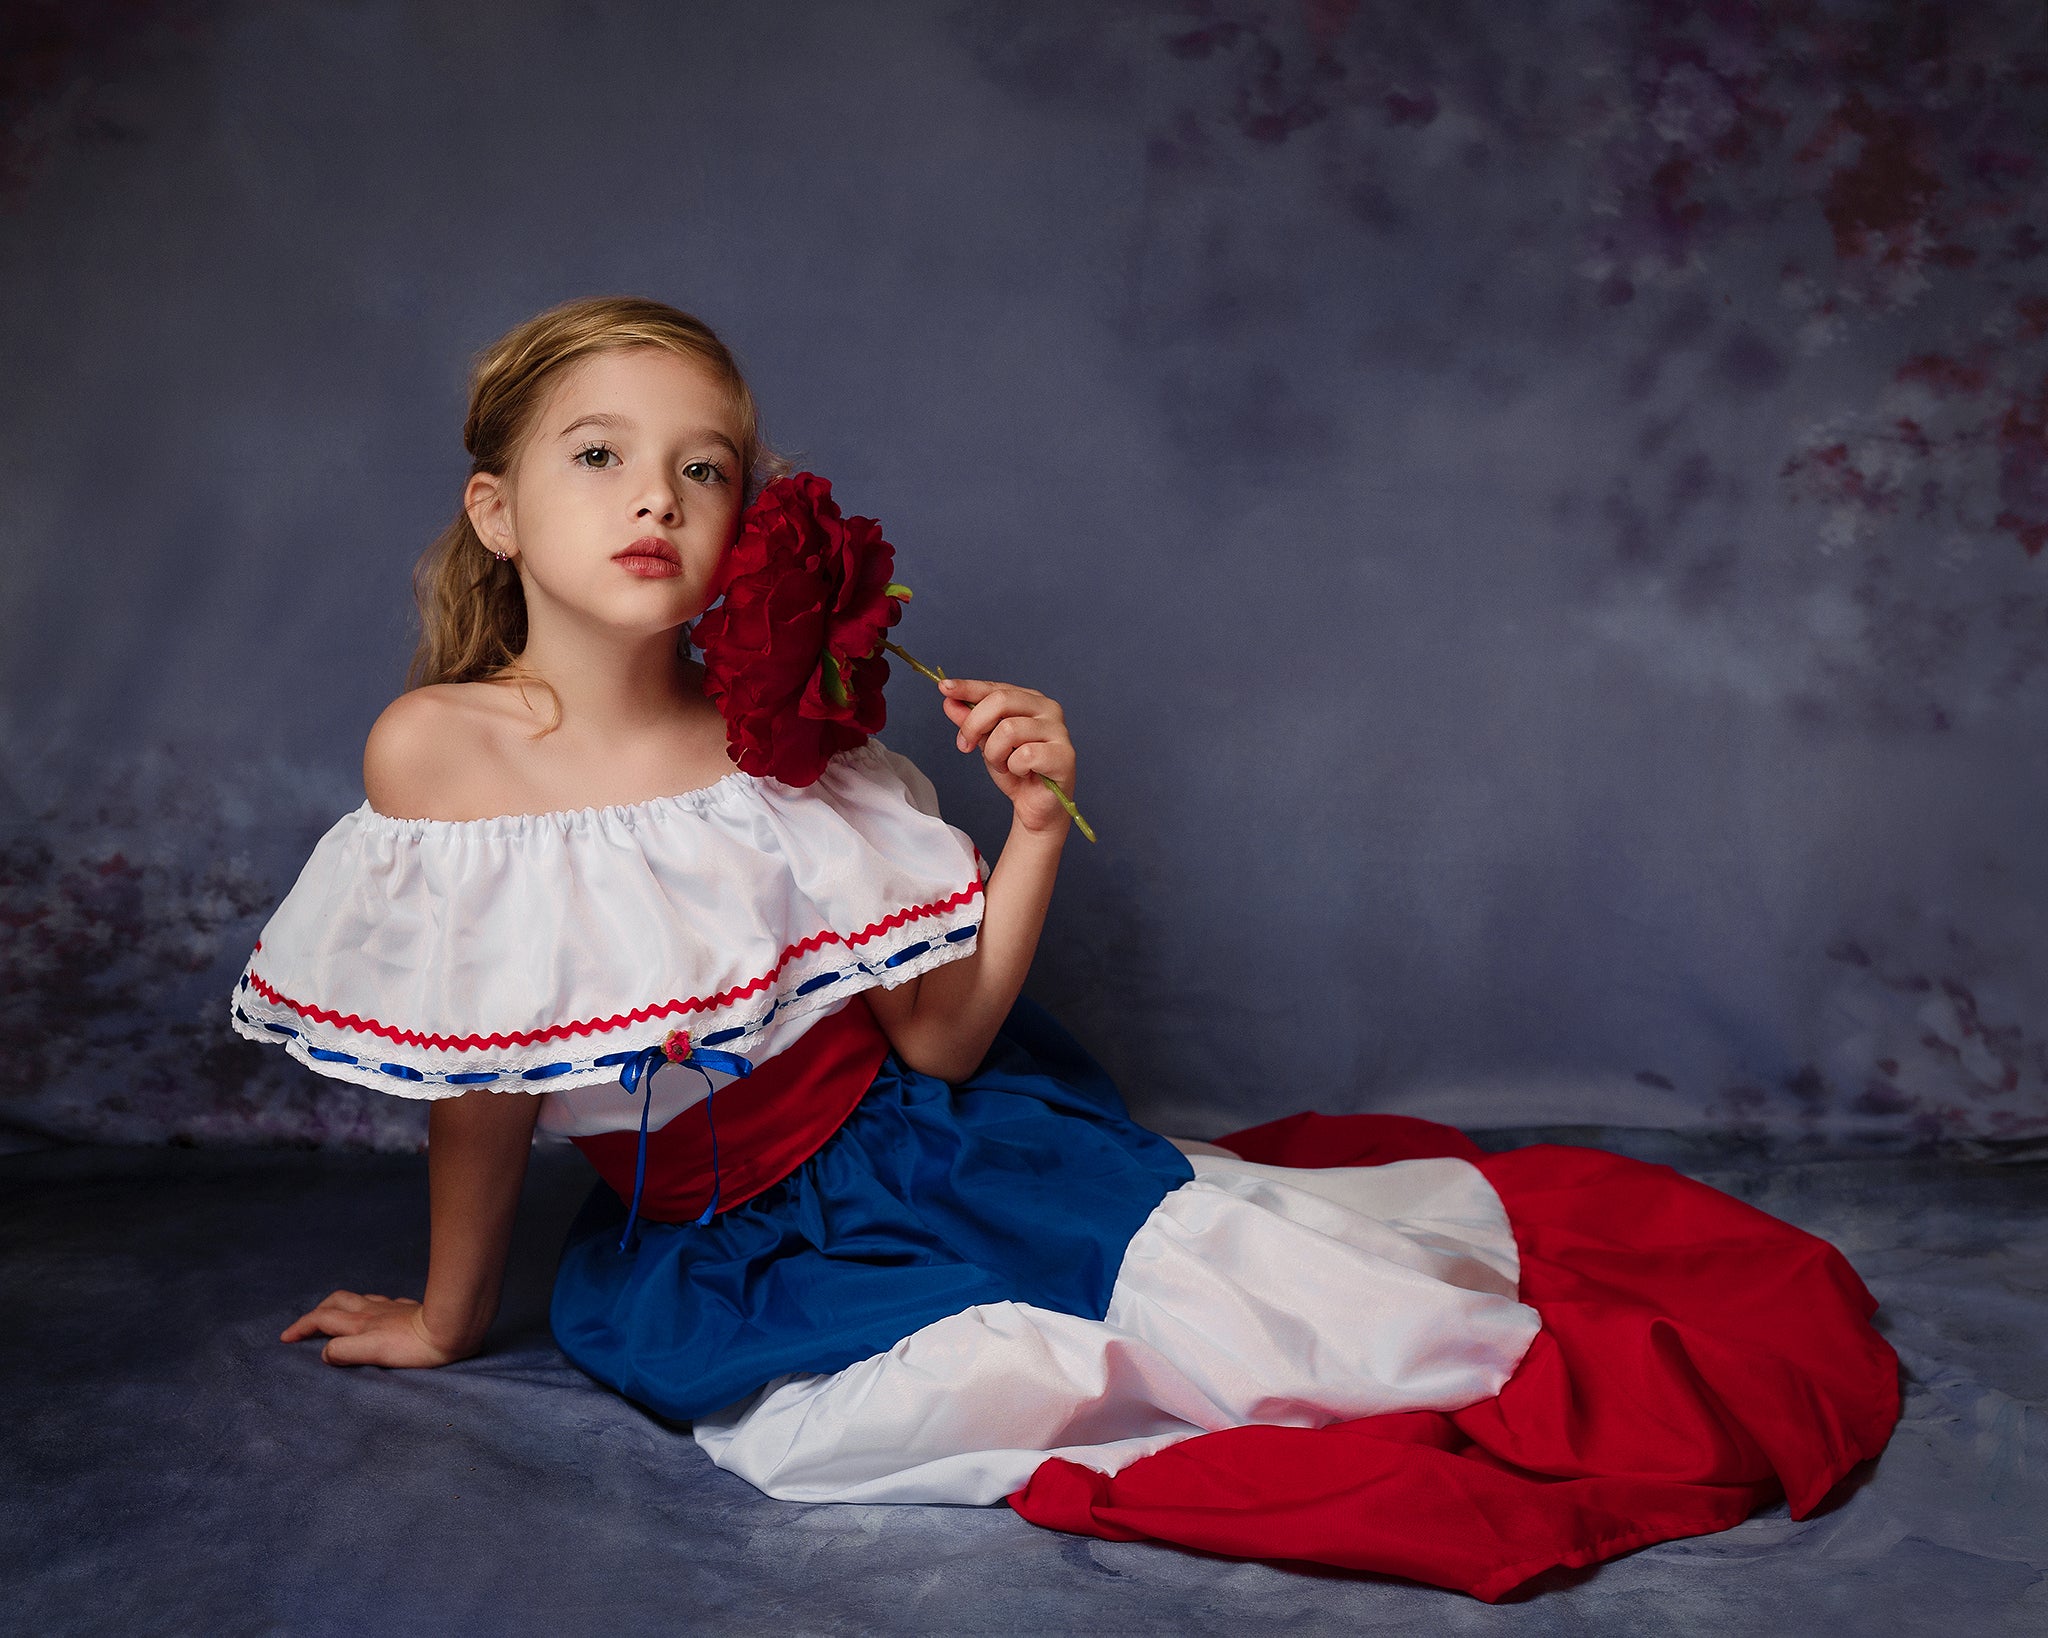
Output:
[606,1038,754,1252]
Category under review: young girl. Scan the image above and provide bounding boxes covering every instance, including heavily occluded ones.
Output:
[240,296,1897,1600]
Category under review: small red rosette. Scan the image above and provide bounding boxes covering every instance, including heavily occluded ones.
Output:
[693,472,906,787]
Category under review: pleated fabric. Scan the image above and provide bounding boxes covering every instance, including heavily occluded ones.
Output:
[547,996,1194,1421]
[1009,1114,1902,1602]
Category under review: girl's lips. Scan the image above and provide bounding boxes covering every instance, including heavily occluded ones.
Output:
[615,554,682,579]
[615,536,682,578]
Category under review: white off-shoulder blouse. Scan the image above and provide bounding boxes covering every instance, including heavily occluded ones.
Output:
[228,739,987,1138]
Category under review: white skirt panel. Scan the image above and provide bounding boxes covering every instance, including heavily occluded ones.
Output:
[690,1154,1542,1505]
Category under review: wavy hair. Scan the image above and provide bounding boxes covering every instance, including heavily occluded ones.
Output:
[406,296,785,731]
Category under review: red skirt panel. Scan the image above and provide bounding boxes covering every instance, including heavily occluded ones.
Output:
[1010,1115,1901,1602]
[570,998,894,1224]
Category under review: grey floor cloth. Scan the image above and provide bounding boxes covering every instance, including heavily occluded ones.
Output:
[2,1132,2041,1637]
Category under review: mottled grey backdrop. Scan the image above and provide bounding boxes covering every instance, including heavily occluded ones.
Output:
[4,0,2045,1152]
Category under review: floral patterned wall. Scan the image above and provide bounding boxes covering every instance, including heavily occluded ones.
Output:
[3,0,2044,1151]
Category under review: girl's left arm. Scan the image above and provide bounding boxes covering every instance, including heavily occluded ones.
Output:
[863,677,1075,1083]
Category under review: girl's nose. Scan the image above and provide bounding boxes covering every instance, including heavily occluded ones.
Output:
[638,489,681,524]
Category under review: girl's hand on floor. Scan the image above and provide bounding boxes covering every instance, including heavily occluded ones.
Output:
[280,1290,475,1367]
[939,677,1076,836]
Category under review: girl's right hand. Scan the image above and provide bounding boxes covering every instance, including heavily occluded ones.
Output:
[280,1289,475,1367]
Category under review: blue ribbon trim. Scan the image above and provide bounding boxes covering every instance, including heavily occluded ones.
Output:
[605,1041,754,1252]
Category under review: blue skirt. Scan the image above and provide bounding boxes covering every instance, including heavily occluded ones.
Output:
[548,996,1195,1423]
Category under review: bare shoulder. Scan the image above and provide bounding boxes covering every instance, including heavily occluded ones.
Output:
[363,683,520,820]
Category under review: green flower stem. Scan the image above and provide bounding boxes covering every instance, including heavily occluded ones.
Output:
[881,639,1098,844]
[881,638,947,688]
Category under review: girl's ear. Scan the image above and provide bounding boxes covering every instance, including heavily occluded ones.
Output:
[464,470,513,556]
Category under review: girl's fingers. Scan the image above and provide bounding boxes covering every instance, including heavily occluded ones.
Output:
[281,1289,393,1343]
[938,682,1078,807]
[953,691,1011,750]
[983,719,1072,779]
[282,1290,352,1340]
[938,679,1069,751]
[321,1330,388,1366]
[1006,740,1072,778]
[954,687,1048,751]
[1008,743,1076,789]
[981,714,1048,758]
[285,1294,440,1365]
[319,1302,453,1368]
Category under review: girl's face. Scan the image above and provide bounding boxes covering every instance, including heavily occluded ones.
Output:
[467,345,747,641]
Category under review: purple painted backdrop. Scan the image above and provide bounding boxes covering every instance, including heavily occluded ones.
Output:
[3,0,2044,1152]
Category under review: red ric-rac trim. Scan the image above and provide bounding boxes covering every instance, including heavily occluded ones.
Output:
[244,880,983,1052]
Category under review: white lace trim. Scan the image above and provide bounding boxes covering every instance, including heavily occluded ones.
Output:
[228,920,978,1100]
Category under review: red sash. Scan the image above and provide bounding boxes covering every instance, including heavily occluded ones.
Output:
[570,998,893,1223]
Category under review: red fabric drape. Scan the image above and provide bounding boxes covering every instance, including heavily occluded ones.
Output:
[1009,1115,1899,1602]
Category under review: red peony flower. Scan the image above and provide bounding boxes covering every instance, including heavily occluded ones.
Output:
[693,473,908,786]
[692,472,1098,841]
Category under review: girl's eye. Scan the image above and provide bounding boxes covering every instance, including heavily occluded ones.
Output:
[574,443,617,470]
[683,460,727,485]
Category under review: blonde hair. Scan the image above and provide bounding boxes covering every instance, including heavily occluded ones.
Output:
[406,295,785,730]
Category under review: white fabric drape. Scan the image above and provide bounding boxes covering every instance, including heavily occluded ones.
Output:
[692,1154,1541,1505]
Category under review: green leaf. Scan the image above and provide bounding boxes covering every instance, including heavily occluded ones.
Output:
[820,652,849,708]
[883,582,914,602]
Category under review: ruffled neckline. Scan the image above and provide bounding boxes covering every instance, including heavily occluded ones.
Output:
[353,742,882,841]
[229,735,987,1098]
